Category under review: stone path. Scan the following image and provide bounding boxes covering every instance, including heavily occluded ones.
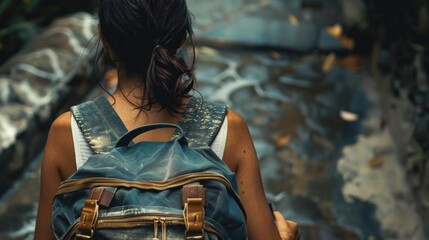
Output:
[0,12,98,195]
[187,0,347,52]
[193,49,425,240]
[0,1,427,240]
[0,48,426,240]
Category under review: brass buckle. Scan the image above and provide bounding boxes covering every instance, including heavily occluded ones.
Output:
[185,229,205,240]
[76,199,99,240]
[183,198,205,239]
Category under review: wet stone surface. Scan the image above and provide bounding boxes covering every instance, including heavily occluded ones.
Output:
[188,0,344,52]
[191,48,425,240]
[0,12,98,196]
[0,46,426,240]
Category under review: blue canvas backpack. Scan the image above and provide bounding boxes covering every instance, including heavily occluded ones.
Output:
[52,96,248,240]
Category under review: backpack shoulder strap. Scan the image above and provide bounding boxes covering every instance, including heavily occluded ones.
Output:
[70,96,128,154]
[71,96,226,151]
[175,97,227,147]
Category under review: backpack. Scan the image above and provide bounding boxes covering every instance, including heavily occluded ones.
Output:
[52,96,248,240]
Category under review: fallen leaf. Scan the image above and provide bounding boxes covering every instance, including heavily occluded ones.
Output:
[322,52,336,73]
[340,110,359,121]
[327,24,342,38]
[288,15,299,25]
[339,55,363,73]
[277,135,292,147]
[340,36,355,50]
[370,155,384,168]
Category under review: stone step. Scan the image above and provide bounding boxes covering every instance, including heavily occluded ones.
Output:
[1,47,425,240]
[188,0,348,52]
[0,12,98,197]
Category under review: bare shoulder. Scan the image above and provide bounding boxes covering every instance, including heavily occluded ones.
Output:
[35,111,74,240]
[51,111,72,130]
[225,109,252,143]
[223,109,254,172]
[48,111,73,149]
[226,109,247,129]
[224,109,281,239]
[44,111,76,179]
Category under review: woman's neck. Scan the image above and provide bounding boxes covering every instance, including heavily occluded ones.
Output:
[109,69,188,118]
[112,69,150,109]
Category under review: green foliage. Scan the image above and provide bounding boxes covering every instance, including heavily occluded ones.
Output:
[0,0,97,64]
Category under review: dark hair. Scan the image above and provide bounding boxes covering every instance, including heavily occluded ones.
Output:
[98,0,195,114]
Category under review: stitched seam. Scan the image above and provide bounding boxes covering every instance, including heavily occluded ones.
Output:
[71,104,100,153]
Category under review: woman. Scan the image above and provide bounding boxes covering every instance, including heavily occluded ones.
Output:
[35,0,292,239]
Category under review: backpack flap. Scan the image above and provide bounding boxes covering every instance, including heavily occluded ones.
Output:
[60,97,246,239]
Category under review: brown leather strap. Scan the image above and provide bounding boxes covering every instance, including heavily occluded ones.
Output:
[76,199,99,240]
[182,185,206,239]
[182,184,207,206]
[88,187,116,207]
[76,187,116,239]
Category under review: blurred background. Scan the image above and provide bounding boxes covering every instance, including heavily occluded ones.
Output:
[0,0,428,239]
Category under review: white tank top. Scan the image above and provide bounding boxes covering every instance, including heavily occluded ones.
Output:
[71,115,228,169]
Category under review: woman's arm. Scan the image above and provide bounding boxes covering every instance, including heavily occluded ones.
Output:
[34,112,75,240]
[223,110,281,240]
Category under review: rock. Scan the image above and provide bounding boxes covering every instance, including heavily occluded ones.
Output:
[0,104,34,151]
[337,130,426,239]
[0,12,98,195]
[200,14,319,52]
